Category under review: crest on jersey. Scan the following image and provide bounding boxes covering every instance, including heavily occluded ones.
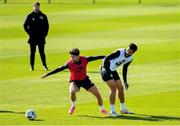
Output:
[32,17,35,21]
[39,16,44,20]
[115,60,125,66]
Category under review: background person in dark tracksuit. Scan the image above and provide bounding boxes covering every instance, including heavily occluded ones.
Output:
[23,2,49,71]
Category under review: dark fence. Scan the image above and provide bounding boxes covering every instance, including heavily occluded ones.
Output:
[2,0,180,4]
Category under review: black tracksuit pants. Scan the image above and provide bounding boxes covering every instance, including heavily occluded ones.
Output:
[29,43,47,68]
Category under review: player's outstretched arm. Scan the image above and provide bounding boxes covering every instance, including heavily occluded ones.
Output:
[41,64,68,79]
[86,56,105,62]
[122,61,132,90]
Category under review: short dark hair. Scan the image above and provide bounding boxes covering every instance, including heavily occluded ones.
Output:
[34,2,40,6]
[69,48,80,56]
[129,43,138,52]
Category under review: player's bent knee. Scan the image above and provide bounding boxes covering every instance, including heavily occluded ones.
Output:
[89,86,100,96]
[95,91,101,98]
[110,88,116,95]
[69,82,79,93]
[69,87,77,94]
[115,80,123,86]
[110,86,116,92]
[70,89,77,94]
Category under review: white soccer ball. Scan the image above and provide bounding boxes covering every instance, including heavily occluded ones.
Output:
[25,109,36,120]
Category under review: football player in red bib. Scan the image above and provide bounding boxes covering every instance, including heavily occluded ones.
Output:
[41,48,108,115]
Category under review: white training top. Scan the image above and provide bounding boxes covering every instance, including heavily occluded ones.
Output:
[109,49,133,71]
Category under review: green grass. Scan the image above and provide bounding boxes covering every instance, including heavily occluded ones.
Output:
[0,1,180,125]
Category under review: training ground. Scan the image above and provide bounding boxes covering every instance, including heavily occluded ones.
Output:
[0,0,180,125]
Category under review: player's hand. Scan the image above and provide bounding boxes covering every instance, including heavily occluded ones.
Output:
[41,74,47,79]
[124,82,129,90]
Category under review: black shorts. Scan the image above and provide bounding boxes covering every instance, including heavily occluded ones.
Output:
[70,76,94,91]
[100,66,120,81]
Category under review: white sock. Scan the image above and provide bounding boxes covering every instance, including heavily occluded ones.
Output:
[121,103,127,110]
[72,101,75,107]
[110,104,115,112]
[99,105,104,111]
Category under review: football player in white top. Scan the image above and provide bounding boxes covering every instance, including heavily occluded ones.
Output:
[100,43,138,116]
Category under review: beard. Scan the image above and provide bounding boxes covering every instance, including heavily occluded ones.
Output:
[125,52,131,57]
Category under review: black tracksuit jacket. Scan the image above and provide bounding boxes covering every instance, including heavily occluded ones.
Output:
[23,11,49,44]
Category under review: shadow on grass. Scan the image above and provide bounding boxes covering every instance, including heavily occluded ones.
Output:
[0,110,25,114]
[32,119,45,121]
[0,110,45,121]
[134,114,180,121]
[78,113,180,122]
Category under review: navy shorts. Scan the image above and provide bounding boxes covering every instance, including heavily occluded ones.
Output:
[100,66,120,81]
[70,76,94,91]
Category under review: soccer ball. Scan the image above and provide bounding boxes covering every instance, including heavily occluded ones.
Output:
[25,109,36,120]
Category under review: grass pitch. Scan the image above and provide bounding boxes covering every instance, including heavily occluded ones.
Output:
[0,0,180,125]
